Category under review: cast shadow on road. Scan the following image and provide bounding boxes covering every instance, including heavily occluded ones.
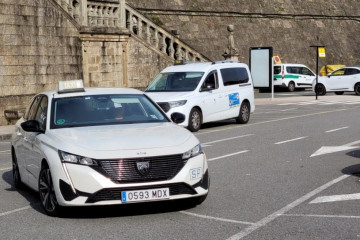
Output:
[2,170,198,219]
[342,149,360,176]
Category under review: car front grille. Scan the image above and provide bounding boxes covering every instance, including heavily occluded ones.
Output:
[95,154,185,183]
[157,102,170,112]
[86,183,197,203]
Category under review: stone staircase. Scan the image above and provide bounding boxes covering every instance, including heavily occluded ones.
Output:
[53,0,210,62]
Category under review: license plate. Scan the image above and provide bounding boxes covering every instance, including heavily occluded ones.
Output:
[121,188,170,203]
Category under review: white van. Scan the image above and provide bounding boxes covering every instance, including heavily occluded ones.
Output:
[273,64,316,91]
[145,61,255,132]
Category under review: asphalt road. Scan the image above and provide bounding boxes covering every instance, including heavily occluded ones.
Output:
[1,97,360,240]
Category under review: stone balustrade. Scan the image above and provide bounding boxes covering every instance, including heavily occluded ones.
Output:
[51,0,208,62]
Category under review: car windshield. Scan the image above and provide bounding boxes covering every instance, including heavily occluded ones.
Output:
[146,72,204,92]
[51,94,168,129]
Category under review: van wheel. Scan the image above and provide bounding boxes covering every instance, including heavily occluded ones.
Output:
[355,83,360,96]
[187,108,202,132]
[236,101,250,124]
[334,91,344,95]
[288,82,295,92]
[315,83,326,96]
[39,163,61,217]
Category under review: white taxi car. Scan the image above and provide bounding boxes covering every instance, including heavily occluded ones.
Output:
[145,61,255,132]
[313,66,360,96]
[273,64,316,91]
[11,80,209,216]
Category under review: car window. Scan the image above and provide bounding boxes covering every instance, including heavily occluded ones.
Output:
[34,96,48,131]
[25,95,42,120]
[301,67,314,76]
[146,72,204,92]
[51,94,168,129]
[331,69,345,76]
[201,70,218,90]
[274,66,281,75]
[220,67,249,86]
[345,68,360,75]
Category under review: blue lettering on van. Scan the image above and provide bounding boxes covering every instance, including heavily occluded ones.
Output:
[229,93,240,108]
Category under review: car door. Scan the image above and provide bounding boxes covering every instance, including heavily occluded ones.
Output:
[299,67,316,87]
[26,95,48,188]
[219,67,252,119]
[344,68,360,90]
[15,95,42,184]
[199,70,224,122]
[327,68,346,90]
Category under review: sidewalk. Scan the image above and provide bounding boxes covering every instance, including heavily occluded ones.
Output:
[0,94,359,140]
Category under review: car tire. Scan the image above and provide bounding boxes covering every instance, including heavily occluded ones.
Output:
[315,83,326,96]
[12,149,23,189]
[355,83,360,96]
[334,91,344,95]
[39,163,61,217]
[236,101,250,124]
[187,108,202,132]
[288,82,295,92]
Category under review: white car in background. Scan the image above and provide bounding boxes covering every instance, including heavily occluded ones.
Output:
[313,66,360,95]
[11,80,209,216]
[145,60,255,132]
[273,64,316,91]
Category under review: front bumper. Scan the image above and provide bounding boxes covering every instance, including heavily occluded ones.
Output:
[55,153,209,206]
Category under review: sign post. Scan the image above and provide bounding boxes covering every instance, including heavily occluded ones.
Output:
[310,45,325,100]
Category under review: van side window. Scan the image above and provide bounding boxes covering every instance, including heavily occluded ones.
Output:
[220,68,249,86]
[274,66,281,74]
[201,70,218,90]
[286,67,301,74]
[301,67,314,76]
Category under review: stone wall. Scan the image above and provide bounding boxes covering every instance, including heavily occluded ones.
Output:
[128,0,360,67]
[0,0,83,125]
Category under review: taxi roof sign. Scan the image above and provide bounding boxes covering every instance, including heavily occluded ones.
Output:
[58,80,85,94]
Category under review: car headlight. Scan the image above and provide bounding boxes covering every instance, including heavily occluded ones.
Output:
[59,150,98,166]
[169,100,187,109]
[182,144,202,160]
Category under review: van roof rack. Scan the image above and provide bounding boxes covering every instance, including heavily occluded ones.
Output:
[212,60,240,65]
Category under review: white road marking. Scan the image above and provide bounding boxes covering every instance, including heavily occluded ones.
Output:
[325,126,349,133]
[202,134,254,145]
[195,108,347,136]
[275,136,307,145]
[0,206,31,217]
[280,213,360,219]
[280,108,297,112]
[310,193,360,204]
[0,150,10,153]
[180,211,255,225]
[207,150,249,162]
[310,140,360,157]
[226,174,349,240]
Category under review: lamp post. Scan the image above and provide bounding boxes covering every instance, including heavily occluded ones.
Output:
[310,45,325,100]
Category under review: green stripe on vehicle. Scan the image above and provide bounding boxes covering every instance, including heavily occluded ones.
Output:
[273,74,300,79]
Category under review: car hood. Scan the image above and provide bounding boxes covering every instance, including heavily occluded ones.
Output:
[145,91,194,102]
[46,123,198,158]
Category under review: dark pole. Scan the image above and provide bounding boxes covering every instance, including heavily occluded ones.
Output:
[310,45,325,100]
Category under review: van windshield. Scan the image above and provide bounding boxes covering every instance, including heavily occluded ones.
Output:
[146,72,204,92]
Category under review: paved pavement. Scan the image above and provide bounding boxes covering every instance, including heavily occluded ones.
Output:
[0,94,359,140]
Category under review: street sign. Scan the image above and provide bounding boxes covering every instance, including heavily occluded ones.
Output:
[318,47,326,58]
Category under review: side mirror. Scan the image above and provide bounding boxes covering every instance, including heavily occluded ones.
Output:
[21,120,44,133]
[171,112,185,124]
[200,83,215,92]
